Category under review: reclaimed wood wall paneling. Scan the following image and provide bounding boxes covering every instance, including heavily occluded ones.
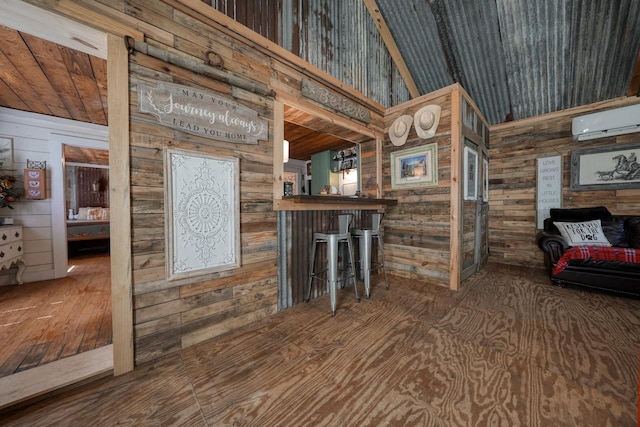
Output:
[122,1,281,365]
[489,102,640,269]
[383,93,453,288]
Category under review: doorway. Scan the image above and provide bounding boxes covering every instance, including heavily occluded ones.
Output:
[461,139,489,281]
[0,2,133,408]
[64,146,110,258]
[0,124,112,379]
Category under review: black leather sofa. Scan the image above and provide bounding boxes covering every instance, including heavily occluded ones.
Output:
[536,207,640,296]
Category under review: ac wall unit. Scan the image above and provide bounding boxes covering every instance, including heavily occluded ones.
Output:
[571,103,640,141]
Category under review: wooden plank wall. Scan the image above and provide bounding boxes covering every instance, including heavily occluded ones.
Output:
[383,90,453,288]
[115,1,273,364]
[43,0,382,365]
[359,137,380,196]
[128,72,277,363]
[489,99,640,269]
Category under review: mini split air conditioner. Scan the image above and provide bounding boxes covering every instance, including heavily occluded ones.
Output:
[572,103,640,140]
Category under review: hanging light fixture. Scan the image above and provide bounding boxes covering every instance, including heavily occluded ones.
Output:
[283,139,289,163]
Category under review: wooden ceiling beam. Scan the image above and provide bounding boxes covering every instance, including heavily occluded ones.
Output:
[363,0,421,99]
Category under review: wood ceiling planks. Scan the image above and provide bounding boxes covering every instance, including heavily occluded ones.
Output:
[0,25,107,126]
[284,121,353,162]
[283,104,369,161]
[64,145,109,166]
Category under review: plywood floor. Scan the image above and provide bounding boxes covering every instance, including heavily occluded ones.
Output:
[0,253,112,378]
[2,263,639,426]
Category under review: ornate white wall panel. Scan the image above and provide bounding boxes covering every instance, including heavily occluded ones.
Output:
[165,148,240,280]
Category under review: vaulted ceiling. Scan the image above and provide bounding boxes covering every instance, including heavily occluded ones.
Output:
[1,1,639,162]
[371,0,640,124]
[215,0,640,125]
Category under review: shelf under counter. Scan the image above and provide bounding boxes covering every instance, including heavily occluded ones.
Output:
[275,195,397,211]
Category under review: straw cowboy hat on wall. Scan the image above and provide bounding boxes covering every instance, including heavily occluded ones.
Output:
[414,105,441,139]
[389,115,413,146]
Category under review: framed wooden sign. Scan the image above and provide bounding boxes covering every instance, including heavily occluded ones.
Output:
[537,156,562,229]
[139,81,268,144]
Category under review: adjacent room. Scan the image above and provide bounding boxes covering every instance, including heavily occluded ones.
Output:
[0,1,638,425]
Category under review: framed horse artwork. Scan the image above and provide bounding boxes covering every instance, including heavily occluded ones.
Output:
[570,142,640,190]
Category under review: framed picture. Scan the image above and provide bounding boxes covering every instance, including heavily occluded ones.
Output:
[464,145,478,201]
[164,148,240,280]
[0,137,14,170]
[570,142,640,190]
[390,143,438,189]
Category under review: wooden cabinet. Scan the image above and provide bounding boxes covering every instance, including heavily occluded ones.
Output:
[0,225,26,284]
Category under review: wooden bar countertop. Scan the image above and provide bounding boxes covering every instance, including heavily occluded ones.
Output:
[275,195,397,211]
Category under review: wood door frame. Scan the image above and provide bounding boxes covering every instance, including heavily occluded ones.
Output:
[273,95,381,211]
[461,138,481,282]
[0,1,133,405]
[51,135,109,279]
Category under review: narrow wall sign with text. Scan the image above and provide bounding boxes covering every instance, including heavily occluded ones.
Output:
[537,156,562,229]
[139,81,268,144]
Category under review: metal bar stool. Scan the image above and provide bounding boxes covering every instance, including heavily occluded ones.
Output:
[305,213,360,316]
[351,212,389,298]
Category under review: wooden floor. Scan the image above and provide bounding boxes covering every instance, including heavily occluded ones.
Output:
[2,263,639,426]
[0,253,112,378]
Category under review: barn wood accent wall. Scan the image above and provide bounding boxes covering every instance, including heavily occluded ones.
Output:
[130,56,277,364]
[29,0,383,365]
[383,85,489,290]
[488,99,640,269]
[383,89,454,288]
[121,1,277,365]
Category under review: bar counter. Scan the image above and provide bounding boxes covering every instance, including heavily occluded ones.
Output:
[275,195,397,211]
[276,195,396,310]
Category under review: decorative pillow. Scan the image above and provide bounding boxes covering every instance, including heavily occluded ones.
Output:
[553,219,611,247]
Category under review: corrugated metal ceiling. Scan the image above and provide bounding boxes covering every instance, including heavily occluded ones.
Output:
[376,0,640,124]
[207,0,640,125]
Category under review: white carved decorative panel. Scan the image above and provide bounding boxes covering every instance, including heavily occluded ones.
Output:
[165,148,240,280]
